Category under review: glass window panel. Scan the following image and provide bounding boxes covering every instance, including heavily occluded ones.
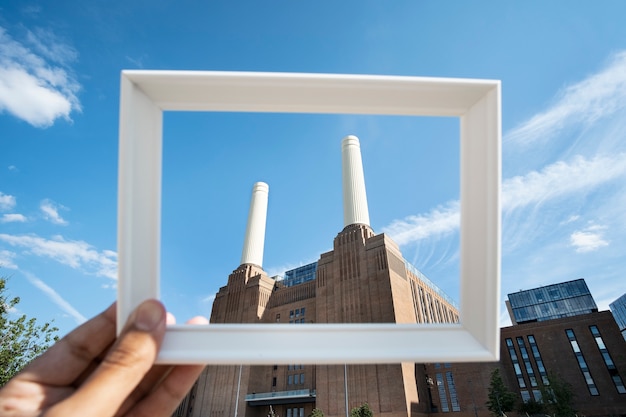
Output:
[520,390,531,403]
[602,352,615,368]
[570,340,581,353]
[436,373,449,412]
[613,376,626,394]
[518,377,526,388]
[595,336,606,349]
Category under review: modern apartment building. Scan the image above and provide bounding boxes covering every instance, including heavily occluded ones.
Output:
[425,284,626,417]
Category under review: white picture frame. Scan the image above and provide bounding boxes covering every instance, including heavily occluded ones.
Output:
[117,70,501,364]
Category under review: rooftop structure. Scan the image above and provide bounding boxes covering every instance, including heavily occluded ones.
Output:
[506,278,598,325]
[610,293,626,341]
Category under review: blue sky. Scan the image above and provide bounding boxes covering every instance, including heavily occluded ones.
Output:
[1,2,626,336]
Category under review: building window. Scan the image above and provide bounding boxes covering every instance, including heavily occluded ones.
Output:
[446,371,460,411]
[590,325,626,393]
[276,314,280,322]
[527,335,549,385]
[520,390,531,403]
[436,373,449,412]
[288,375,293,385]
[505,338,525,388]
[300,373,305,384]
[287,408,304,417]
[565,328,599,395]
[272,377,276,387]
[517,337,537,387]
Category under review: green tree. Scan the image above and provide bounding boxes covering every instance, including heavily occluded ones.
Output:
[350,403,373,417]
[540,373,576,417]
[0,277,59,386]
[309,408,324,417]
[486,369,516,417]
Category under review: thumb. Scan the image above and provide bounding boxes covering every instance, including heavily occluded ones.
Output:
[48,300,166,417]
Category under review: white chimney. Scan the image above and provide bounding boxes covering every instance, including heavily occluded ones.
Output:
[240,182,269,267]
[342,135,370,227]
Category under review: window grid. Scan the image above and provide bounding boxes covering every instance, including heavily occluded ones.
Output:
[436,373,449,412]
[565,329,599,395]
[517,337,537,387]
[590,325,626,394]
[445,371,460,412]
[506,338,526,388]
[527,335,549,385]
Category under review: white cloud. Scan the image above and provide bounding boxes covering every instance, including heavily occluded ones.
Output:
[0,233,117,279]
[502,153,626,211]
[0,249,18,269]
[506,51,626,147]
[8,165,18,172]
[0,213,27,223]
[382,153,626,246]
[570,225,609,253]
[0,26,81,128]
[201,293,216,304]
[40,199,68,225]
[0,192,16,211]
[23,271,86,324]
[381,201,459,246]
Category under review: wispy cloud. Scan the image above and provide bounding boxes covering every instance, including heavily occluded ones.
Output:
[1,213,27,223]
[502,153,626,211]
[0,192,16,211]
[23,271,86,324]
[40,199,68,225]
[0,249,18,269]
[382,201,459,246]
[201,293,216,305]
[0,233,117,279]
[570,225,609,253]
[506,51,626,147]
[0,25,81,127]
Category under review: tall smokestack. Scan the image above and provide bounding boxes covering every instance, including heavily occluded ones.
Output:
[240,182,269,267]
[342,135,370,227]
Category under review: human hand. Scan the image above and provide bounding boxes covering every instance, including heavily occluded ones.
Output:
[0,299,208,417]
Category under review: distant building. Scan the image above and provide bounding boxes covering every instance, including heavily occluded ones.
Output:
[280,262,317,288]
[426,282,626,417]
[505,278,597,324]
[610,293,626,341]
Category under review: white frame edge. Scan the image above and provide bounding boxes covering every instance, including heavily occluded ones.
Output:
[117,70,501,364]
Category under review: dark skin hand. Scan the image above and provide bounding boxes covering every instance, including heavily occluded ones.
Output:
[0,299,208,417]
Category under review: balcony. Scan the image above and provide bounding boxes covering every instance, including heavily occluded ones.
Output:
[245,389,316,406]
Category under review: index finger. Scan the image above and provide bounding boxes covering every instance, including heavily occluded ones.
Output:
[17,303,117,386]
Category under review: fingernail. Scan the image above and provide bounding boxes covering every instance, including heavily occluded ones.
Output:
[133,300,164,331]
